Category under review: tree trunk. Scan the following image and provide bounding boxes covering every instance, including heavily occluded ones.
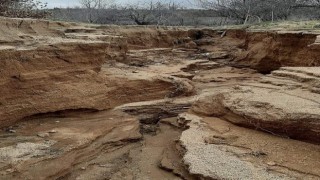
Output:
[243,5,251,25]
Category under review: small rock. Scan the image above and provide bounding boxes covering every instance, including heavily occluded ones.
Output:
[48,130,58,134]
[8,129,16,133]
[99,163,112,168]
[6,169,14,173]
[81,167,86,170]
[267,161,277,166]
[55,121,60,123]
[37,133,50,138]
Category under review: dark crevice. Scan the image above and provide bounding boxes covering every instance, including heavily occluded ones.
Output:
[22,108,100,120]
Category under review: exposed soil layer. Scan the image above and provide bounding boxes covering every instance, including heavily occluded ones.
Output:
[0,17,319,179]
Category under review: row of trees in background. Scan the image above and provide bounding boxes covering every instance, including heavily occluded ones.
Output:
[51,0,238,26]
[74,0,186,25]
[198,0,320,24]
[65,0,320,25]
[0,0,48,18]
[50,0,197,26]
[127,1,181,25]
[0,0,320,26]
[79,0,114,23]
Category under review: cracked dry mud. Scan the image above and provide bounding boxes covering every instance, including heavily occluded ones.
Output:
[0,17,319,180]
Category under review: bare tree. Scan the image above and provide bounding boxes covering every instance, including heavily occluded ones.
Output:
[197,0,303,24]
[79,0,114,23]
[294,0,320,7]
[49,0,320,26]
[127,0,182,25]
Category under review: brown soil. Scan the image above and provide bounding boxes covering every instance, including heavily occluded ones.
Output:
[0,17,319,180]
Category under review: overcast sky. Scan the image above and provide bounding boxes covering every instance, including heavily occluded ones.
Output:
[40,0,196,8]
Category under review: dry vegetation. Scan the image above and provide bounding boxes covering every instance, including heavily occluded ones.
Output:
[49,0,320,26]
[0,0,49,18]
[1,0,319,26]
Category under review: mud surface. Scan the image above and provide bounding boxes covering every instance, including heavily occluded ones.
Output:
[0,17,319,179]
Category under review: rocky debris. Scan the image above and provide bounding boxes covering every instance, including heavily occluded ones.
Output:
[0,141,56,168]
[181,60,221,73]
[117,100,192,120]
[37,132,50,138]
[117,99,193,136]
[192,84,320,143]
[178,113,294,180]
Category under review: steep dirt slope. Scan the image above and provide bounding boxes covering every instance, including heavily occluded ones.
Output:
[0,18,194,128]
[189,29,320,73]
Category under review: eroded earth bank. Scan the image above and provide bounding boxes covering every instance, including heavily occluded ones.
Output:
[0,17,319,180]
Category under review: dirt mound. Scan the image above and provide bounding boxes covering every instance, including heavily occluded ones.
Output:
[190,29,320,73]
[234,31,320,73]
